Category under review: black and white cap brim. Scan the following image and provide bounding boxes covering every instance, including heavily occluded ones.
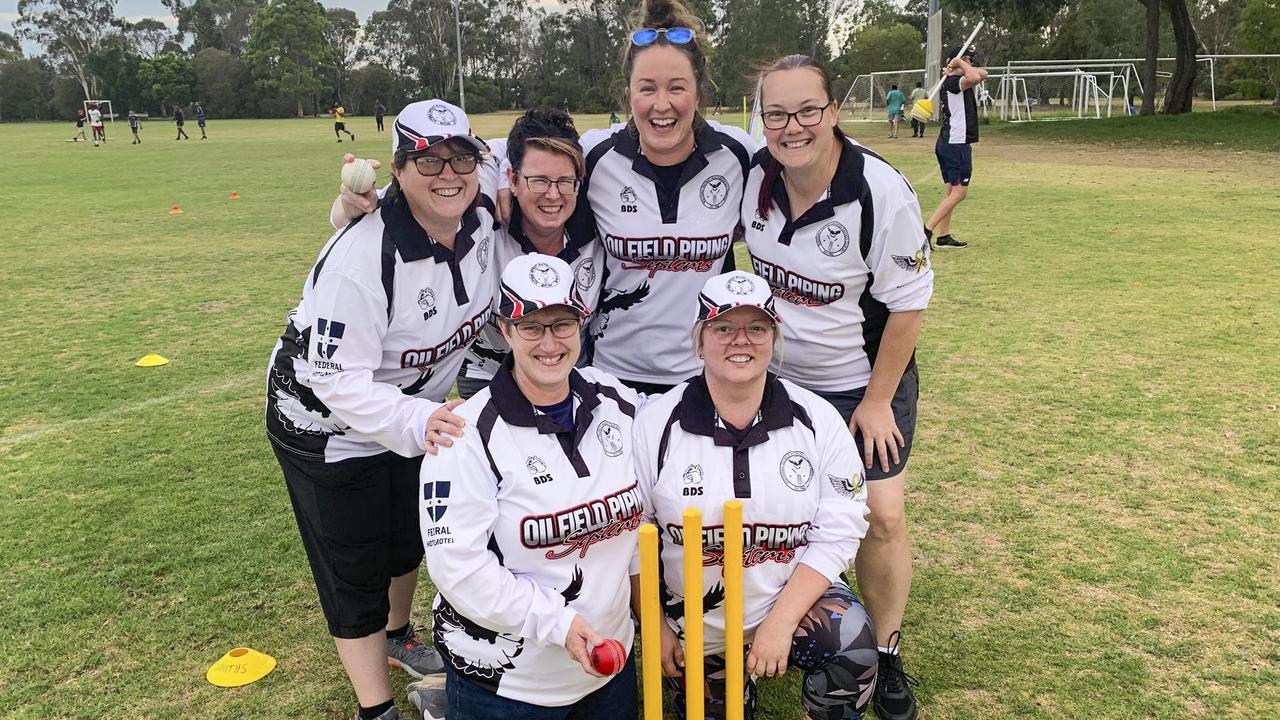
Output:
[498,254,591,320]
[392,99,489,156]
[696,271,782,324]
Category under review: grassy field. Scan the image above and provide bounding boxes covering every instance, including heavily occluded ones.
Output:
[1,111,1278,720]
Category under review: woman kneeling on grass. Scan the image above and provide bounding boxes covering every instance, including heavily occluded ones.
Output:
[632,271,878,719]
[416,254,642,720]
[265,99,494,720]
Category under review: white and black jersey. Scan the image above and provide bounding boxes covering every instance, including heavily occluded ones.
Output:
[633,373,869,655]
[421,364,641,706]
[88,108,102,126]
[939,75,979,144]
[266,176,499,463]
[459,202,604,383]
[580,120,754,385]
[744,138,933,393]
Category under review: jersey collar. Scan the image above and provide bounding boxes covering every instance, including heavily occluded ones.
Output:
[489,359,600,435]
[615,119,723,201]
[381,193,482,305]
[760,136,867,245]
[507,202,596,262]
[677,372,804,446]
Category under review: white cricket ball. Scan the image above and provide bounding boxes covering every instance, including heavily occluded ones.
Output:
[341,158,377,195]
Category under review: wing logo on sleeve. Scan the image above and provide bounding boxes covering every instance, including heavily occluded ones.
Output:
[827,473,865,498]
[891,240,930,274]
[314,318,346,359]
[422,480,451,522]
[780,451,815,491]
[816,221,850,257]
[699,175,730,209]
[597,421,624,457]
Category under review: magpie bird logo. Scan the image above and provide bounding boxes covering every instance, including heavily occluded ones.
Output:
[892,241,930,274]
[597,421,624,457]
[575,259,596,293]
[529,262,559,288]
[816,221,850,257]
[700,175,729,209]
[780,451,814,491]
[725,275,754,295]
[427,103,457,126]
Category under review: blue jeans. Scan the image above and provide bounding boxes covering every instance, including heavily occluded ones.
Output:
[444,655,639,720]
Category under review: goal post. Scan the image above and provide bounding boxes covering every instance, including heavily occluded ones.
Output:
[83,99,116,135]
[838,69,927,123]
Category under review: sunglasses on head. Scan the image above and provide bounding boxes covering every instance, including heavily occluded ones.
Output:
[630,27,695,47]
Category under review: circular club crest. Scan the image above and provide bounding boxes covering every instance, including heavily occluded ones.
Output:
[597,421,624,457]
[682,464,703,486]
[417,288,436,311]
[477,236,490,271]
[427,103,457,126]
[575,259,596,293]
[779,451,815,492]
[700,175,730,209]
[529,262,560,288]
[725,275,754,296]
[816,221,850,257]
[526,456,547,475]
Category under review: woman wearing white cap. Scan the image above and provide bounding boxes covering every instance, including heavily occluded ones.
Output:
[632,270,878,720]
[265,98,497,720]
[418,253,642,720]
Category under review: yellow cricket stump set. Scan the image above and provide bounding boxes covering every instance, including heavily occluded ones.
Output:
[639,500,745,720]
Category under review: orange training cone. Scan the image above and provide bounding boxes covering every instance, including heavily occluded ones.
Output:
[229,192,240,200]
[169,205,183,215]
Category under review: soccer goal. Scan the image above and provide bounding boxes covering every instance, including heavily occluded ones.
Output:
[839,69,927,123]
[83,99,116,138]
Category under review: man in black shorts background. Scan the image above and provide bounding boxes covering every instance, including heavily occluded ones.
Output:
[925,47,987,250]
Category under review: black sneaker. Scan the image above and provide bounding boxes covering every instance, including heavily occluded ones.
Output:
[873,631,920,720]
[936,235,968,249]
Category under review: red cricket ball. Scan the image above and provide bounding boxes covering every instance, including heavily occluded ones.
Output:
[589,638,627,676]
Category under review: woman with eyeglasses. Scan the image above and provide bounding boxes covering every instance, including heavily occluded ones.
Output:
[455,109,604,399]
[419,253,642,720]
[633,270,878,720]
[265,99,498,720]
[744,56,934,720]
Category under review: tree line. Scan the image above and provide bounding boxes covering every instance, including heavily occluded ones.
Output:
[1,0,1276,122]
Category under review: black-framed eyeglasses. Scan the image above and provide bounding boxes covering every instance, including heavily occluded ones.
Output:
[520,175,580,196]
[759,103,831,130]
[412,153,479,177]
[512,317,580,341]
[630,27,695,47]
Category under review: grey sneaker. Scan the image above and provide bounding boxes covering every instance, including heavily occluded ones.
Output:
[386,624,445,679]
[407,675,447,720]
[351,706,400,720]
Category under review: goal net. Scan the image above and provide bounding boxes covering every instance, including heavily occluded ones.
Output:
[839,69,927,123]
[83,99,116,128]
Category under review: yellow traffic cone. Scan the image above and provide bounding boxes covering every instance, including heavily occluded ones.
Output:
[229,192,240,200]
[206,647,276,687]
[135,353,169,367]
[169,205,183,215]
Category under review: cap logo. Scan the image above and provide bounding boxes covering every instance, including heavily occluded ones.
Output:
[816,221,850,257]
[726,276,754,295]
[428,104,457,126]
[529,262,560,288]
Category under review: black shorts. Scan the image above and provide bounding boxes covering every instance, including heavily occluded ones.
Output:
[335,122,346,131]
[935,142,973,186]
[271,442,424,639]
[815,363,919,481]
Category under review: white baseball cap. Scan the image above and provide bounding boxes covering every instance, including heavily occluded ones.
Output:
[498,254,591,320]
[696,271,782,324]
[392,99,489,156]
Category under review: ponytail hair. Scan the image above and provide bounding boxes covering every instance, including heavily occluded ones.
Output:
[621,0,711,105]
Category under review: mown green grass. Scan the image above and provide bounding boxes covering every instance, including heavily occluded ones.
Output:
[1,113,1278,720]
[986,104,1280,152]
